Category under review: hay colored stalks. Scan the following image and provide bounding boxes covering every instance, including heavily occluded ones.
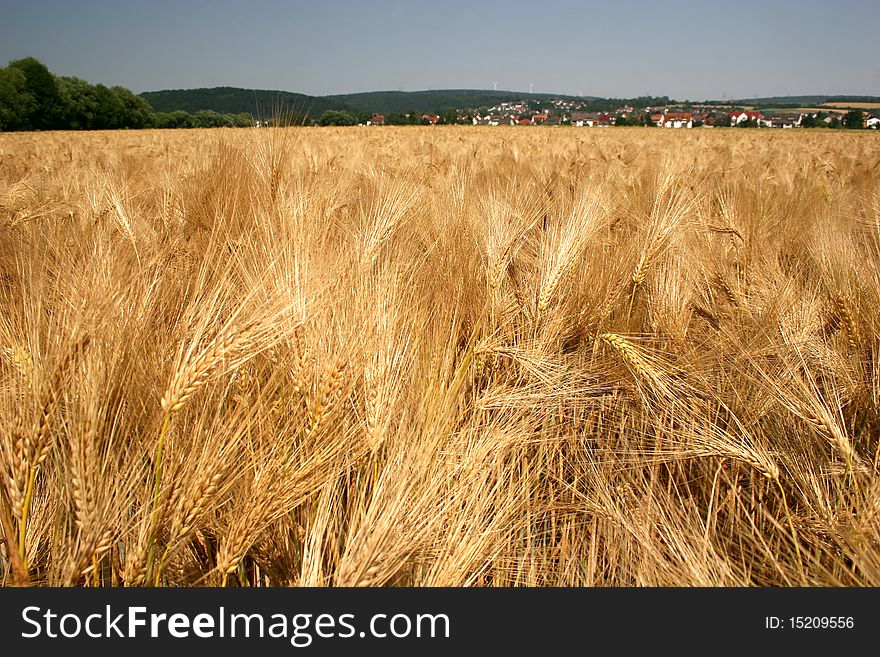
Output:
[1,126,879,586]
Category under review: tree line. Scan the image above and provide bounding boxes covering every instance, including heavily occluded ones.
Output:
[0,58,255,131]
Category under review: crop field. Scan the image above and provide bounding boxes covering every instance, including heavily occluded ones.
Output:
[1,126,879,586]
[788,107,848,115]
[820,102,880,110]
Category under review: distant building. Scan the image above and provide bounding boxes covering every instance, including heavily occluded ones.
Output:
[866,115,880,129]
[422,114,440,125]
[571,111,607,127]
[570,111,592,126]
[764,113,802,128]
[730,110,763,126]
[368,114,385,126]
[662,111,693,128]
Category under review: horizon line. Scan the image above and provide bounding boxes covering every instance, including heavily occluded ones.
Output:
[137,85,880,103]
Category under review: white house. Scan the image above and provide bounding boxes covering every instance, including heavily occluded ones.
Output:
[764,113,803,129]
[730,110,763,126]
[570,111,598,127]
[662,112,693,128]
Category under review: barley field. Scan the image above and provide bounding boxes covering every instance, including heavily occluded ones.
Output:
[1,126,879,586]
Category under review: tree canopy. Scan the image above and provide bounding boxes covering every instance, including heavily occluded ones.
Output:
[317,110,358,126]
[0,58,255,132]
[843,109,865,129]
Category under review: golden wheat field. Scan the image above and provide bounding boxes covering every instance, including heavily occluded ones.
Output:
[0,126,879,587]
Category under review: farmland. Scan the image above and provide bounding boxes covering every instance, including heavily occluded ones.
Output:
[1,126,879,586]
[821,102,880,110]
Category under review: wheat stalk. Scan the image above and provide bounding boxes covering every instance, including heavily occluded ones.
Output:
[306,356,346,438]
[830,292,859,351]
[17,336,89,575]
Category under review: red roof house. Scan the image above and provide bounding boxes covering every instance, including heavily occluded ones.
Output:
[662,111,694,128]
[730,110,763,125]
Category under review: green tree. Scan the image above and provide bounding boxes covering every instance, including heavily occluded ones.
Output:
[7,57,64,129]
[193,109,227,128]
[91,84,126,129]
[153,110,194,129]
[111,86,154,128]
[233,112,254,127]
[440,108,457,124]
[0,65,37,131]
[384,112,405,125]
[801,113,821,128]
[843,109,864,129]
[57,76,100,129]
[317,110,357,126]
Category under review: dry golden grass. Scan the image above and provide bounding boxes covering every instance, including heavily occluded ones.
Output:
[820,102,880,110]
[1,125,880,586]
[788,108,849,114]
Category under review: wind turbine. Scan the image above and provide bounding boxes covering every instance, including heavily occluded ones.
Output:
[529,82,534,94]
[494,81,498,91]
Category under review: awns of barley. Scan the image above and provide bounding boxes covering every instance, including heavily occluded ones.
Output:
[630,252,652,289]
[161,322,264,415]
[599,332,669,397]
[802,404,857,464]
[170,470,226,542]
[364,365,384,451]
[124,528,150,586]
[27,337,90,467]
[829,292,859,351]
[15,336,90,574]
[3,424,29,522]
[3,342,34,391]
[713,273,742,308]
[214,474,293,578]
[537,262,570,313]
[64,416,116,584]
[306,356,346,438]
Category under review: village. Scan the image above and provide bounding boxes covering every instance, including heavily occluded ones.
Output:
[365,99,880,129]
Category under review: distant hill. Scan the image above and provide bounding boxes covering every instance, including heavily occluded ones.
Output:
[324,89,595,114]
[139,86,879,120]
[139,87,353,119]
[139,87,598,119]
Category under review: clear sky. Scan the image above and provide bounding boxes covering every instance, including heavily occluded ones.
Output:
[1,0,877,99]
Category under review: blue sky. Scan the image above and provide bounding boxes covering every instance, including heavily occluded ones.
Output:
[1,0,877,99]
